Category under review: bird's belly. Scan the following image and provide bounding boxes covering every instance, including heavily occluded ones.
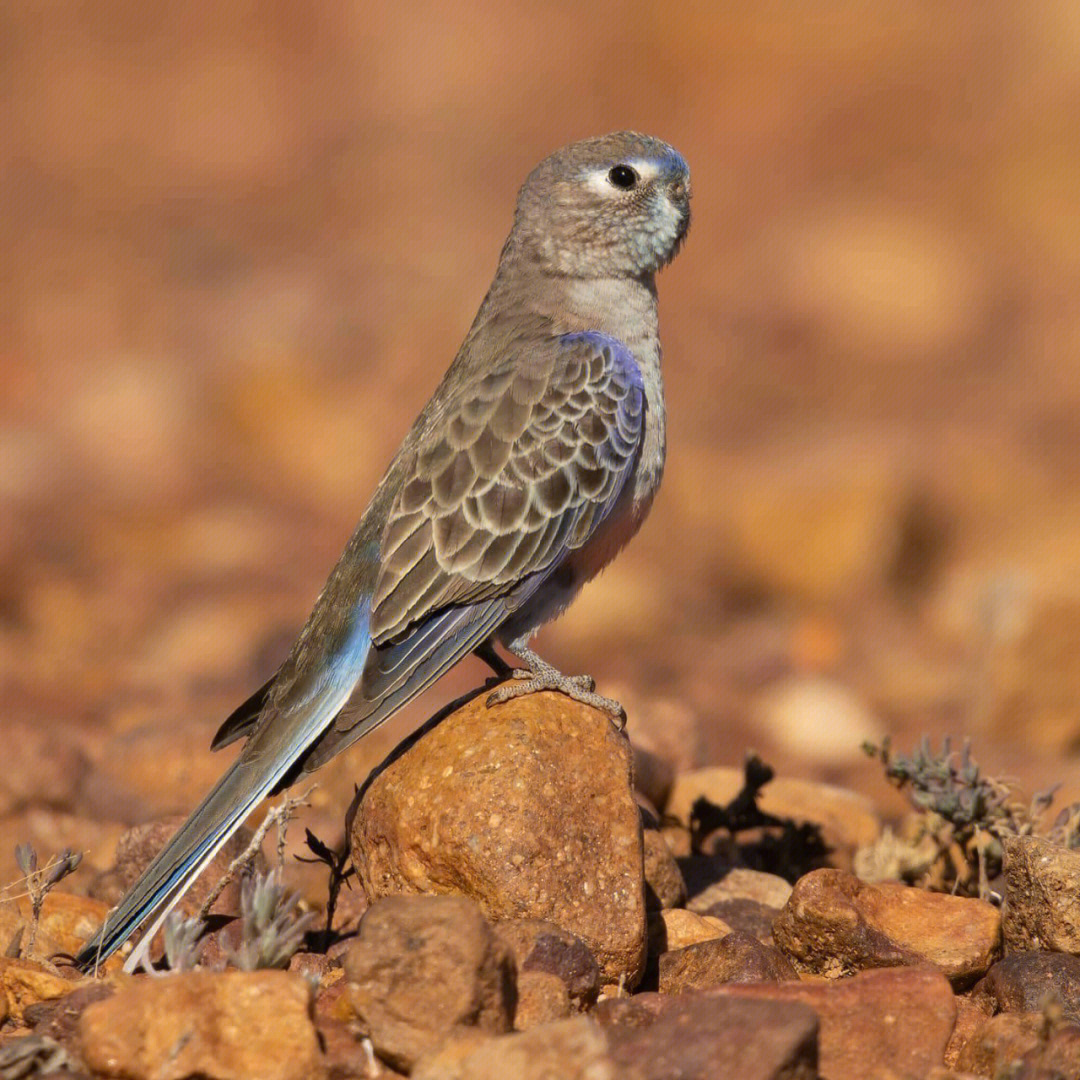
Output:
[498,485,656,645]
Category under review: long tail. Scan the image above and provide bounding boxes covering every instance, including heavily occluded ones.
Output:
[74,616,371,973]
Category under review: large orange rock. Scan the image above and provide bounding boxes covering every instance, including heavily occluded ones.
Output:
[78,970,324,1080]
[351,691,647,986]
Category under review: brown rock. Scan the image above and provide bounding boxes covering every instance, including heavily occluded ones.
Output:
[88,817,264,923]
[343,895,514,1071]
[687,866,794,912]
[410,1030,498,1080]
[513,971,571,1029]
[632,744,676,812]
[412,1017,612,1080]
[78,970,324,1080]
[945,995,989,1069]
[493,918,599,1010]
[774,869,1001,985]
[21,981,114,1045]
[0,891,114,964]
[658,931,798,993]
[972,951,1080,1024]
[0,957,74,1023]
[648,908,731,956]
[668,768,881,857]
[953,1012,1043,1075]
[642,824,686,911]
[1003,834,1080,954]
[599,993,819,1079]
[711,967,956,1080]
[351,692,647,986]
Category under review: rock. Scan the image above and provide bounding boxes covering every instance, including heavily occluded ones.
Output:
[774,869,1001,985]
[351,692,646,986]
[710,967,956,1080]
[316,1014,402,1079]
[0,891,114,964]
[972,951,1080,1024]
[0,957,74,1023]
[668,768,881,860]
[632,744,676,812]
[599,993,820,1079]
[953,1012,1050,1076]
[684,865,791,944]
[513,971,571,1029]
[409,1030,497,1080]
[343,895,514,1072]
[88,817,264,924]
[687,866,793,912]
[1002,834,1080,953]
[642,822,686,911]
[658,931,797,993]
[21,982,114,1045]
[945,996,989,1069]
[755,675,884,767]
[78,970,324,1080]
[412,1017,611,1080]
[492,919,599,1011]
[647,908,731,956]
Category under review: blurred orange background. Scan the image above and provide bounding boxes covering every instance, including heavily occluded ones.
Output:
[4,1,1080,846]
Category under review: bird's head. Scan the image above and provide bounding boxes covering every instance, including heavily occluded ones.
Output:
[511,131,691,279]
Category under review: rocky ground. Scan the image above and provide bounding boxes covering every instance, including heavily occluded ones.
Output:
[3,689,1080,1078]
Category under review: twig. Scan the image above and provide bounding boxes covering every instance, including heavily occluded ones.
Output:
[196,786,316,921]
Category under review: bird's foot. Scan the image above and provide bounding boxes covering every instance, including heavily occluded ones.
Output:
[485,645,626,729]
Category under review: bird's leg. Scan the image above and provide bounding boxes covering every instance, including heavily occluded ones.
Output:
[485,639,626,729]
[474,640,514,679]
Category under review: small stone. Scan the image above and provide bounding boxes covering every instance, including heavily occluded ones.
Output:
[344,895,514,1072]
[972,951,1080,1024]
[774,869,1001,985]
[412,1017,611,1080]
[21,982,114,1045]
[1002,834,1080,953]
[600,993,819,1080]
[953,1012,1043,1075]
[0,892,115,965]
[0,958,74,1023]
[351,692,647,986]
[642,823,686,911]
[687,866,793,912]
[493,919,599,1011]
[78,970,324,1080]
[658,931,798,993]
[648,908,731,957]
[88,817,264,923]
[709,967,956,1080]
[513,971,570,1030]
[944,996,990,1069]
[632,744,675,812]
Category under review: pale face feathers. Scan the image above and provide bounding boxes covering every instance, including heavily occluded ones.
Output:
[511,132,691,279]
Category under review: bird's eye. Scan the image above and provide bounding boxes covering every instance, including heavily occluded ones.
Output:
[607,164,639,190]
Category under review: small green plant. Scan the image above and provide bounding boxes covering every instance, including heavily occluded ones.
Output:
[160,912,207,973]
[13,845,82,959]
[863,736,1055,898]
[224,869,315,971]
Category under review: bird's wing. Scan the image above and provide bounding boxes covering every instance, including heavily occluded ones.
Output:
[370,329,645,644]
[292,329,646,773]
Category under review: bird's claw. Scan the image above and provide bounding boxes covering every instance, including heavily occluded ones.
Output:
[486,671,625,730]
